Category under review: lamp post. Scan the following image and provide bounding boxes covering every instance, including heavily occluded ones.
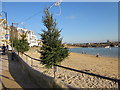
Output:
[0,11,7,22]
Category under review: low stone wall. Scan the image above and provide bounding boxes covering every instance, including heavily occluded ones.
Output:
[0,80,4,90]
[13,52,71,89]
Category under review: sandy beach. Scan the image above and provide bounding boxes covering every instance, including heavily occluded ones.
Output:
[64,45,81,48]
[20,47,118,88]
[61,52,118,79]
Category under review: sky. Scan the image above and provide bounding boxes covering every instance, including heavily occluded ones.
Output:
[2,2,118,43]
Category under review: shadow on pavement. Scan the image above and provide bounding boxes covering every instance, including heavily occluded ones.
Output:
[7,53,40,88]
[0,58,8,60]
[0,74,15,81]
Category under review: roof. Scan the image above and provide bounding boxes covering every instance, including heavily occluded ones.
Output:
[0,19,7,24]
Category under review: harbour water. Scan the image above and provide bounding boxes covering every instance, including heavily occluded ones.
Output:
[69,47,119,58]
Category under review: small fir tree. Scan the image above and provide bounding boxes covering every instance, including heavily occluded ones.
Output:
[12,38,20,53]
[18,32,29,54]
[40,9,69,68]
[12,32,29,54]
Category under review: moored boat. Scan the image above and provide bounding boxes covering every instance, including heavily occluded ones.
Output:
[105,46,110,48]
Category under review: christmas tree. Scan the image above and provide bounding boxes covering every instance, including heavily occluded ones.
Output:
[40,9,69,68]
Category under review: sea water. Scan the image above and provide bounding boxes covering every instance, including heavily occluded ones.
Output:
[69,47,119,58]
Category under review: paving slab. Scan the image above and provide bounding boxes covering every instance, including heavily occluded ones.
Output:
[0,53,22,89]
[0,51,40,89]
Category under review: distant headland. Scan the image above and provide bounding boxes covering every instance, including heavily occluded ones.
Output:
[64,40,120,48]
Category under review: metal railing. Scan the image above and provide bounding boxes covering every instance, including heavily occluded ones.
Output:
[22,53,120,83]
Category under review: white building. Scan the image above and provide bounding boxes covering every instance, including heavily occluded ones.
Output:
[27,30,38,47]
[17,27,38,47]
[17,27,28,39]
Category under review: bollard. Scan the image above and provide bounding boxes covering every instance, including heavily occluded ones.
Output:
[26,55,27,63]
[11,52,14,61]
[54,66,58,78]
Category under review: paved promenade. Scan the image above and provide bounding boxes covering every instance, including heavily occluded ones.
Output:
[0,52,22,89]
[0,51,39,89]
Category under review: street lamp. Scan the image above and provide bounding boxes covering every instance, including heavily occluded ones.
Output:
[0,11,8,30]
[0,11,7,22]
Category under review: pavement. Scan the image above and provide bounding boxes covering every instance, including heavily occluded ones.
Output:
[0,51,22,89]
[0,50,40,89]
